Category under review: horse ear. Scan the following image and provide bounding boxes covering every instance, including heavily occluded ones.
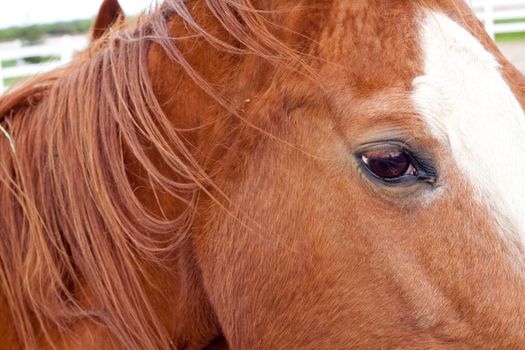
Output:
[90,0,124,41]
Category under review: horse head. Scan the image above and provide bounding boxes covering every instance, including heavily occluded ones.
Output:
[1,0,525,349]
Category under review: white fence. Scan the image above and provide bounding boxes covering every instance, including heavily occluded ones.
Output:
[0,36,87,93]
[471,0,525,38]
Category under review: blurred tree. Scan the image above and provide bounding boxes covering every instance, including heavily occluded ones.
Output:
[0,20,93,43]
[20,25,45,45]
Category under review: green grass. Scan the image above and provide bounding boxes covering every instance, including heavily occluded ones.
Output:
[22,55,60,64]
[496,32,525,42]
[496,17,525,24]
[1,59,16,68]
[4,76,28,87]
[1,55,60,69]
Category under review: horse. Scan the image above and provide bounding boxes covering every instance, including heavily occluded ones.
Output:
[1,0,525,348]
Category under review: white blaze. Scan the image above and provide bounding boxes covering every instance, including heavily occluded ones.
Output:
[412,12,525,241]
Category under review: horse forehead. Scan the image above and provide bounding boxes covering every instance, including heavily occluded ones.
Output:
[412,11,525,246]
[318,1,422,92]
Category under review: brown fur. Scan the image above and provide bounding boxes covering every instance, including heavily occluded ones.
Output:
[1,0,525,349]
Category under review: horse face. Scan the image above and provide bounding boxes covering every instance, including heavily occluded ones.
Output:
[190,1,525,348]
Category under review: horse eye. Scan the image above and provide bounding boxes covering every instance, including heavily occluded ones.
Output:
[360,150,417,180]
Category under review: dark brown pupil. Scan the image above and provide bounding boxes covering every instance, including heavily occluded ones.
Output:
[362,150,411,179]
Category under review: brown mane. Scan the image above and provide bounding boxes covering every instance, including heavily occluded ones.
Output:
[0,1,307,348]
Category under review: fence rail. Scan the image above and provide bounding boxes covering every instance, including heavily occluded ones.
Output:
[471,0,525,38]
[0,36,86,92]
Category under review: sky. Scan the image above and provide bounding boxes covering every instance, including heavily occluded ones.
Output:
[0,0,155,29]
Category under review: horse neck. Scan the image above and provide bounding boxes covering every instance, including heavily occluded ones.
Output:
[123,6,241,348]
